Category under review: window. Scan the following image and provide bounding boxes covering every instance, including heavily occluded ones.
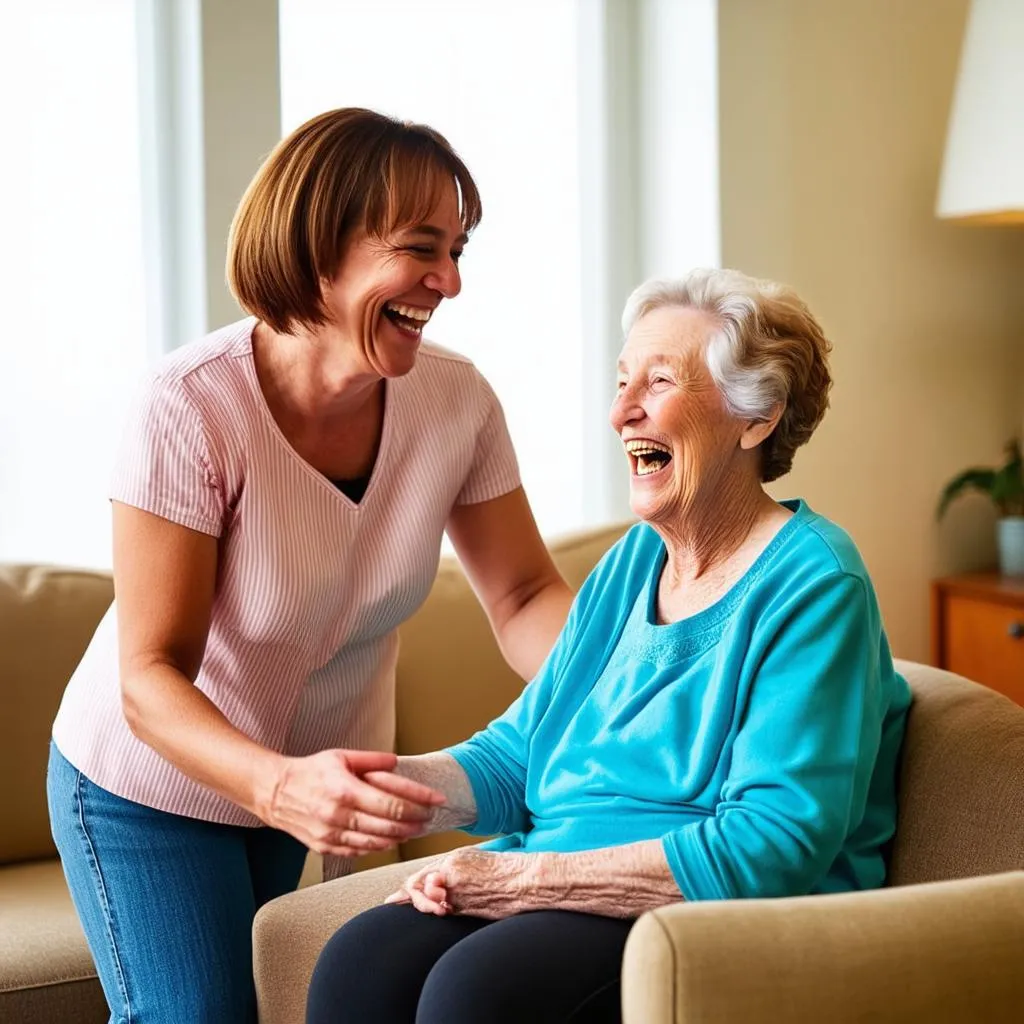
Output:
[280,0,587,538]
[1,1,150,568]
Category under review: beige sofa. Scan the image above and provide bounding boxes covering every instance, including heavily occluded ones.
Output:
[3,525,1023,1024]
[1,565,114,1023]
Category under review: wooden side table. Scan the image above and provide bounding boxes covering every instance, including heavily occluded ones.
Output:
[931,573,1024,707]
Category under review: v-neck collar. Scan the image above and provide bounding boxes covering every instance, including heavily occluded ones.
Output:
[241,320,396,511]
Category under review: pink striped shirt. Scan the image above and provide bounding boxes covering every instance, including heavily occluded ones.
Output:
[52,317,520,828]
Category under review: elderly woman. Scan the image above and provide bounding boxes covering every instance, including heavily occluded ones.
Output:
[305,268,912,1024]
[46,108,574,1023]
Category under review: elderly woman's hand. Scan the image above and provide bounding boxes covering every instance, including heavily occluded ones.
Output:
[385,848,541,920]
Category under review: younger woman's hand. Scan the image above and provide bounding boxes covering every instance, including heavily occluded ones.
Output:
[260,749,445,858]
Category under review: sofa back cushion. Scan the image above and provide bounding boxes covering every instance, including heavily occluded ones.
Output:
[889,661,1024,886]
[395,522,631,860]
[0,565,114,864]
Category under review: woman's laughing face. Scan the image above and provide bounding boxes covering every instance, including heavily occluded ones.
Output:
[610,305,748,525]
[322,182,466,378]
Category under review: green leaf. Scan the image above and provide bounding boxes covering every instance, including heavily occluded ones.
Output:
[992,467,1023,511]
[993,439,1024,516]
[937,439,1024,518]
[936,468,997,520]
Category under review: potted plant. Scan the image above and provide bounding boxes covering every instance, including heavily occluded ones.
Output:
[937,438,1024,577]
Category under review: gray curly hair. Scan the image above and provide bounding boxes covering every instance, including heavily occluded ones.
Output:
[621,268,833,482]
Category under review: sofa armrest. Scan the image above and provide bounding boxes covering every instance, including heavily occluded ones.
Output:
[622,872,1024,1024]
[254,854,437,1024]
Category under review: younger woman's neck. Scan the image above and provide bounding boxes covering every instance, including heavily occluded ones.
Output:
[253,321,381,420]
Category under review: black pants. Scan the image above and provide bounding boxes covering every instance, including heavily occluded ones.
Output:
[305,903,635,1023]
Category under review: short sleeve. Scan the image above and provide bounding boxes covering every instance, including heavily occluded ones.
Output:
[455,372,520,506]
[110,373,225,536]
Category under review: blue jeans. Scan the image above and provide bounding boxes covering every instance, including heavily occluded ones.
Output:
[47,741,307,1024]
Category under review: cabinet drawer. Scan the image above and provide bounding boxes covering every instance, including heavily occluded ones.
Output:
[943,595,1024,705]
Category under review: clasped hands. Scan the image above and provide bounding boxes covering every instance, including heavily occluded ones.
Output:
[258,747,538,918]
[260,748,445,859]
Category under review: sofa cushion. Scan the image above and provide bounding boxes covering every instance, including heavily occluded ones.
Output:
[0,566,113,865]
[395,522,630,860]
[890,661,1024,885]
[0,859,106,1023]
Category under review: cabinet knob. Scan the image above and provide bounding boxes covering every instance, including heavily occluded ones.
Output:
[1010,621,1024,640]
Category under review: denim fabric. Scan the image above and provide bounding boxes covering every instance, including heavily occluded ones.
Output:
[47,741,306,1024]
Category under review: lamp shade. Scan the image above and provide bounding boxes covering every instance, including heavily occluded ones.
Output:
[937,0,1024,224]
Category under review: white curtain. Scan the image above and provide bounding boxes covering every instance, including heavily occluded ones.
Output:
[0,0,150,568]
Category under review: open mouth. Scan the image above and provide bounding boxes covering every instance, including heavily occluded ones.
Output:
[624,439,673,478]
[382,301,432,337]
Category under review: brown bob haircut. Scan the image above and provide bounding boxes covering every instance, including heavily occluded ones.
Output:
[227,108,482,334]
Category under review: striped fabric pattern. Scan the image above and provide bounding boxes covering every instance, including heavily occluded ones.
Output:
[51,317,520,828]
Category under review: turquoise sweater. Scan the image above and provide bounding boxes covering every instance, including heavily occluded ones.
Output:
[448,500,911,902]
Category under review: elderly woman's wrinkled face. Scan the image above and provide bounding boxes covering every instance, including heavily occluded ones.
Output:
[322,182,466,378]
[610,306,749,524]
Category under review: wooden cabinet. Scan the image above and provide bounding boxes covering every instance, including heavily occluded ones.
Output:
[931,573,1024,706]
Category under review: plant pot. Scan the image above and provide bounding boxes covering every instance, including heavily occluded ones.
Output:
[997,516,1024,577]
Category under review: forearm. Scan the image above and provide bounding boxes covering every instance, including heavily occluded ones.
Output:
[122,663,281,818]
[394,752,478,833]
[494,576,573,680]
[526,840,683,919]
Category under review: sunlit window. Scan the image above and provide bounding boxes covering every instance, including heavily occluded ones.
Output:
[279,0,586,538]
[1,1,149,568]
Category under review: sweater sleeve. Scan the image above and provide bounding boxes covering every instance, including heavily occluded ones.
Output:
[447,528,642,836]
[663,572,885,901]
[445,653,558,837]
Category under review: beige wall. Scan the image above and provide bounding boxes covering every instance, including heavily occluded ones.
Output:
[718,0,1024,661]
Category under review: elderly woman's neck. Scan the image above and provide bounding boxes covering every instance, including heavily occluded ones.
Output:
[655,479,787,594]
